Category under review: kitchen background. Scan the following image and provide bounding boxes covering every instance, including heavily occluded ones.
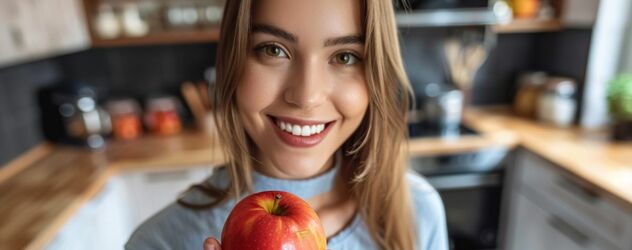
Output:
[1,0,601,166]
[1,0,631,250]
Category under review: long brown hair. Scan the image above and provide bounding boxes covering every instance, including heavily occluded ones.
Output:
[212,0,415,249]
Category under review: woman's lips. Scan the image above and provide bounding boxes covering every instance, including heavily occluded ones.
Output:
[267,115,335,148]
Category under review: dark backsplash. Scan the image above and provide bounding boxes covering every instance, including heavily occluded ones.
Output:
[0,29,591,167]
[0,60,62,164]
[55,44,217,99]
[0,43,216,166]
[531,29,593,118]
[400,28,592,105]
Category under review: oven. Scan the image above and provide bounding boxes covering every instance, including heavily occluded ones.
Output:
[409,133,508,250]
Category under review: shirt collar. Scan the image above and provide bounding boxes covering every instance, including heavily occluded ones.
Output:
[250,151,342,200]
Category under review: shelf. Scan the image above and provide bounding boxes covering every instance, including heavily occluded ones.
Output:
[493,19,562,33]
[396,9,499,27]
[90,19,561,47]
[91,28,220,47]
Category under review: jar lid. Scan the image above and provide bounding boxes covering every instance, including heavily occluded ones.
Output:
[544,77,577,97]
[146,96,178,111]
[106,98,141,115]
[518,71,548,86]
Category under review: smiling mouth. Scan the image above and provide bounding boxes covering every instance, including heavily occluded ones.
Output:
[267,115,335,137]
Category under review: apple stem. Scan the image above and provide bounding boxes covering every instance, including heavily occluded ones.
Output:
[272,193,282,214]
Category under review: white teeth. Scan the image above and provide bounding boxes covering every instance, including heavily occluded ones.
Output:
[275,119,327,137]
[292,125,301,136]
[300,125,310,136]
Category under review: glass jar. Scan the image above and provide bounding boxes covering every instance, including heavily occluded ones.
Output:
[106,98,143,140]
[144,96,182,136]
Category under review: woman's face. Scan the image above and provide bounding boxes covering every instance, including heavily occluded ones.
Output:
[236,0,368,179]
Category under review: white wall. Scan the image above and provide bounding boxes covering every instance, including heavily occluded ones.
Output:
[618,13,632,73]
[580,0,632,128]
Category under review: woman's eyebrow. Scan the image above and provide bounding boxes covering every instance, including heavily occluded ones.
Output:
[324,35,364,47]
[252,23,298,43]
[251,23,364,47]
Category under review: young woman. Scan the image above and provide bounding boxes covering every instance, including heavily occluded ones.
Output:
[126,0,448,249]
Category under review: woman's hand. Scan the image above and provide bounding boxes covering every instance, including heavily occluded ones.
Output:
[203,237,222,250]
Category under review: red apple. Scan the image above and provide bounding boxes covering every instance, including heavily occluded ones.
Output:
[221,191,327,250]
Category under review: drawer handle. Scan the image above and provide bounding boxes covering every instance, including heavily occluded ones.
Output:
[556,176,600,204]
[144,170,189,183]
[426,173,501,190]
[10,27,24,49]
[548,216,589,247]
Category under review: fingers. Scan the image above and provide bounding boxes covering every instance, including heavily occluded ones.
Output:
[203,237,221,250]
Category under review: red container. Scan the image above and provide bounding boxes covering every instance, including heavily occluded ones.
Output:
[106,99,143,140]
[144,96,182,136]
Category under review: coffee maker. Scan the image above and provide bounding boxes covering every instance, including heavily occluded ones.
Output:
[38,83,111,148]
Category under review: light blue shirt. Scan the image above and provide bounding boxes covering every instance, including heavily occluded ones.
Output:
[125,158,448,250]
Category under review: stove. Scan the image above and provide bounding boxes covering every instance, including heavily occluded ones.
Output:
[408,122,479,138]
[408,121,506,250]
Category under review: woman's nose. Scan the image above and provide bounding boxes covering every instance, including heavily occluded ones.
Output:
[283,58,329,110]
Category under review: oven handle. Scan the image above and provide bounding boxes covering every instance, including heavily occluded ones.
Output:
[426,173,501,190]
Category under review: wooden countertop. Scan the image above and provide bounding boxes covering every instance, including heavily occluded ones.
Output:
[0,131,224,250]
[408,127,519,156]
[1,107,631,249]
[463,107,632,210]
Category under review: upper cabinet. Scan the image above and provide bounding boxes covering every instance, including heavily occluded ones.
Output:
[0,0,90,67]
[0,0,223,67]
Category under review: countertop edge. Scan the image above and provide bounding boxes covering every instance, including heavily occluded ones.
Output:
[0,144,53,184]
[26,167,115,250]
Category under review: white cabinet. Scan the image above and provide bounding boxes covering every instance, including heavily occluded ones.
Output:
[46,176,134,250]
[120,166,213,227]
[45,165,214,249]
[0,0,89,67]
[503,150,632,250]
[0,1,28,64]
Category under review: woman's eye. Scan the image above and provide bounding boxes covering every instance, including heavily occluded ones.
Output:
[261,45,288,58]
[333,52,360,65]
